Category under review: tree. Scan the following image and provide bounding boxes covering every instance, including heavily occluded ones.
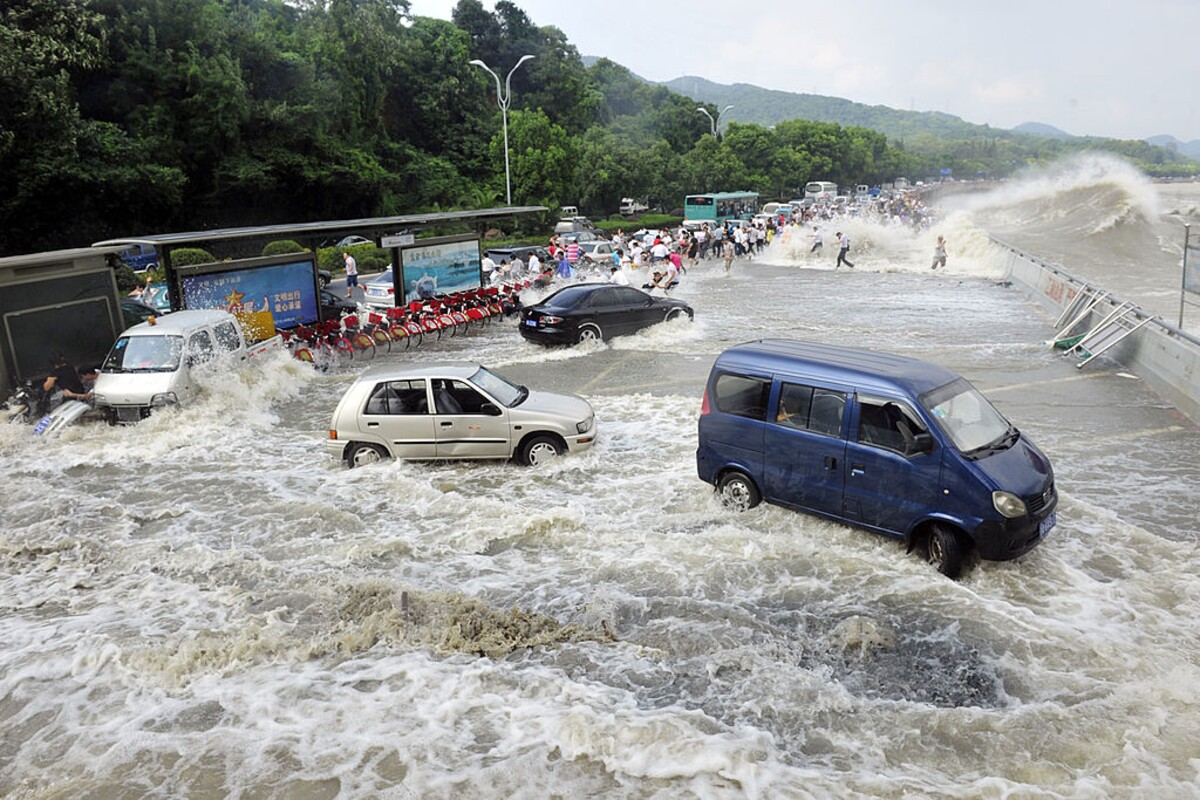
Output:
[497,108,576,208]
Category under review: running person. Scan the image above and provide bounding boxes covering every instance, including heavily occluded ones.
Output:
[931,235,947,269]
[342,251,358,297]
[835,232,854,269]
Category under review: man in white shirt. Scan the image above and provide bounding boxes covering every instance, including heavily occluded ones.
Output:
[527,252,541,276]
[651,240,669,264]
[481,254,496,281]
[609,265,629,286]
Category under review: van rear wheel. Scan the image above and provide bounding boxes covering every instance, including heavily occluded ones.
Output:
[927,524,965,579]
[717,471,760,512]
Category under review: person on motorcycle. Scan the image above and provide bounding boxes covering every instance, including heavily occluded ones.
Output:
[42,353,92,410]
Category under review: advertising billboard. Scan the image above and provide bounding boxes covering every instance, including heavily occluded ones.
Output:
[179,256,320,328]
[398,235,481,303]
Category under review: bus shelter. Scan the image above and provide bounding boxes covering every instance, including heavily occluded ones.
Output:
[92,206,546,324]
[0,247,125,401]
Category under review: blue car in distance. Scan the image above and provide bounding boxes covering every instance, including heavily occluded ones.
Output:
[697,340,1057,578]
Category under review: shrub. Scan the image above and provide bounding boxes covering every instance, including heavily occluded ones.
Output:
[170,247,216,267]
[262,240,307,257]
[317,243,389,273]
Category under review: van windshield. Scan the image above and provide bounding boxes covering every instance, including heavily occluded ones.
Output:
[923,378,1013,454]
[103,335,184,372]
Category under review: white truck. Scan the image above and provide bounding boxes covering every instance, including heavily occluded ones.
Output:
[93,309,281,423]
[619,197,649,216]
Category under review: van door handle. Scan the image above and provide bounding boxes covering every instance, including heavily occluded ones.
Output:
[850,463,865,476]
[440,421,453,427]
[824,456,837,470]
[366,422,379,428]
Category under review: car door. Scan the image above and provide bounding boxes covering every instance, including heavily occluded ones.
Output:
[360,379,437,459]
[431,378,512,459]
[608,286,657,335]
[761,381,849,518]
[841,395,941,535]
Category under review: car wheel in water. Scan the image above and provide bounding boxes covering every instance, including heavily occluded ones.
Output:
[665,308,687,322]
[927,523,965,579]
[717,471,760,511]
[347,442,388,468]
[519,434,563,467]
[577,323,602,343]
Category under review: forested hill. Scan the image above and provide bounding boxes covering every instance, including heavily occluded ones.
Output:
[1,0,1195,258]
[660,75,991,141]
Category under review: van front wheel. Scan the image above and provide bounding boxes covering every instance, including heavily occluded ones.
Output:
[927,524,965,579]
[717,471,760,512]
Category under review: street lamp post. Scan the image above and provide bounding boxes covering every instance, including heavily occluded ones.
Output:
[470,54,535,206]
[696,105,734,138]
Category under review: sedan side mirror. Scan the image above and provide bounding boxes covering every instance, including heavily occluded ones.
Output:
[480,402,502,416]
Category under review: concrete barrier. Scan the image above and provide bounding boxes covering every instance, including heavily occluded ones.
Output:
[994,237,1200,425]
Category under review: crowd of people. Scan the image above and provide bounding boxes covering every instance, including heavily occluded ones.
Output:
[483,190,945,294]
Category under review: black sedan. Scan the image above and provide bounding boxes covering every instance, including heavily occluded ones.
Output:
[519,283,692,345]
[320,288,356,321]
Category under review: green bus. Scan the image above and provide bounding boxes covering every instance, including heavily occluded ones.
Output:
[683,191,760,230]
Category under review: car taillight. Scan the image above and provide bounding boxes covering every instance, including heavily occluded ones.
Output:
[542,315,563,324]
[388,287,394,294]
[700,388,710,416]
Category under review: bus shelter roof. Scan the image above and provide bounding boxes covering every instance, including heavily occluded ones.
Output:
[91,206,547,249]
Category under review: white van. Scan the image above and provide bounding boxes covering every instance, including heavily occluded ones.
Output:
[93,309,280,423]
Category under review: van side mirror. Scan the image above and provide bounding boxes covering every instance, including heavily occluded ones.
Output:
[911,432,934,455]
[480,402,502,416]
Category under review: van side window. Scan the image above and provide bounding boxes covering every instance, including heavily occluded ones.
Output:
[856,396,925,455]
[365,380,428,415]
[776,383,847,437]
[213,321,241,353]
[188,330,215,363]
[714,373,770,420]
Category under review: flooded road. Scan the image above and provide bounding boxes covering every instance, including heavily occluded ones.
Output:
[3,164,1200,798]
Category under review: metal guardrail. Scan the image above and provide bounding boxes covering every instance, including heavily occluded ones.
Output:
[989,235,1200,349]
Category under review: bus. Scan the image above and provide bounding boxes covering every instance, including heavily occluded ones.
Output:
[803,181,838,202]
[683,191,759,230]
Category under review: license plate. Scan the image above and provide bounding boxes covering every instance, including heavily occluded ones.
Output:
[1038,512,1056,537]
[524,319,538,327]
[33,415,52,435]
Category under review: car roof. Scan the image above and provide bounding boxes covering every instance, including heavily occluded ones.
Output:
[715,339,958,397]
[354,361,484,383]
[122,309,234,335]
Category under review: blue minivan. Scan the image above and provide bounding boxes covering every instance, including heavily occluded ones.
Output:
[696,340,1057,577]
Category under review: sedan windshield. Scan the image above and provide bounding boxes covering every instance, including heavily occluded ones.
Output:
[469,366,526,407]
[923,378,1013,454]
[103,335,183,372]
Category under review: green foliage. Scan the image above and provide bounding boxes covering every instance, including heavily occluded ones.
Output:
[262,240,307,257]
[316,244,388,273]
[594,214,680,233]
[0,0,1191,258]
[170,247,215,266]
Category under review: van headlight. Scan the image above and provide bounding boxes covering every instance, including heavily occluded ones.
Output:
[576,415,593,434]
[150,392,178,407]
[992,491,1027,518]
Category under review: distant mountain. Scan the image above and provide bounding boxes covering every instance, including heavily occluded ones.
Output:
[583,63,1194,156]
[657,75,1004,142]
[1013,122,1075,139]
[1146,134,1200,159]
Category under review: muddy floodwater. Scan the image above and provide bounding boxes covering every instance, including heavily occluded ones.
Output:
[3,160,1200,798]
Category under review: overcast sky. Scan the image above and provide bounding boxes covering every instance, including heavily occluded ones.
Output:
[408,0,1200,143]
